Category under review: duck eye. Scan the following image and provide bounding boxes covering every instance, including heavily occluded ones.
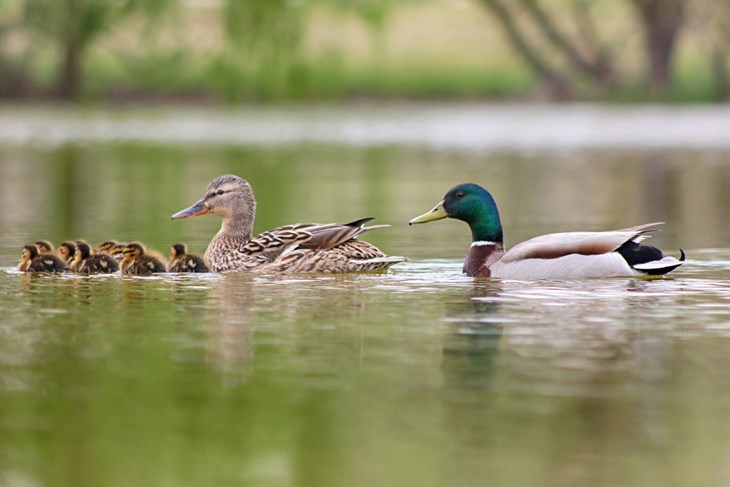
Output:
[216,189,224,195]
[456,191,465,198]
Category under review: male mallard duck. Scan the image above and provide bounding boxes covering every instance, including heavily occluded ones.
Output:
[57,241,77,265]
[409,183,685,279]
[120,242,166,275]
[74,241,119,274]
[18,244,69,273]
[34,240,54,254]
[168,243,210,273]
[171,174,405,273]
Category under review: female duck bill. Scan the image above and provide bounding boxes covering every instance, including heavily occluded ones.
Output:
[171,199,210,220]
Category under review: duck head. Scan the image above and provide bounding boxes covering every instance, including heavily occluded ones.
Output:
[171,175,256,237]
[409,183,504,244]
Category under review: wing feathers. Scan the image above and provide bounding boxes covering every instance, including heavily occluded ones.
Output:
[502,223,665,263]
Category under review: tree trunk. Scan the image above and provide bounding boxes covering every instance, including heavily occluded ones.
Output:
[480,0,576,100]
[632,0,685,93]
[55,39,82,99]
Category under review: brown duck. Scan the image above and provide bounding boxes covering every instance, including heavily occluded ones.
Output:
[171,175,404,273]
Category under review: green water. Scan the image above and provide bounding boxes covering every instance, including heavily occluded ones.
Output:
[2,130,730,486]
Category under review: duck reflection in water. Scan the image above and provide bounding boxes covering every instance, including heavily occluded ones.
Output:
[440,281,504,392]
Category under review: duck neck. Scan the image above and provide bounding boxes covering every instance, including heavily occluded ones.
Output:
[462,205,504,277]
[207,212,255,263]
[219,213,254,241]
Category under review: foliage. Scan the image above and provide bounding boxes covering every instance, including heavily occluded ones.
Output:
[0,0,727,102]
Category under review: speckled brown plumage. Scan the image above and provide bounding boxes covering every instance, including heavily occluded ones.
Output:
[168,243,209,273]
[171,175,405,273]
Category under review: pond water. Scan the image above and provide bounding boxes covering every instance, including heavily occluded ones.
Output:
[1,105,730,487]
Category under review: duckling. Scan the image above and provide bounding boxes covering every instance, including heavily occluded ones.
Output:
[96,240,119,254]
[18,244,69,273]
[168,243,210,273]
[69,242,87,273]
[57,241,77,265]
[34,240,54,254]
[108,242,127,261]
[121,242,166,275]
[74,242,119,274]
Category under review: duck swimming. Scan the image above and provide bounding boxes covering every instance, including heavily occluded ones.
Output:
[120,242,166,275]
[168,243,209,273]
[18,244,69,273]
[409,183,685,279]
[74,242,119,274]
[171,175,405,273]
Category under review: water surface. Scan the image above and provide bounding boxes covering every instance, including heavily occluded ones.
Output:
[1,105,730,487]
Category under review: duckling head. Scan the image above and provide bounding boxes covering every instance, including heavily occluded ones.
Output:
[58,241,77,263]
[97,241,118,254]
[171,243,187,259]
[122,242,145,262]
[35,240,54,254]
[76,242,92,260]
[171,175,256,236]
[109,243,126,261]
[19,244,38,270]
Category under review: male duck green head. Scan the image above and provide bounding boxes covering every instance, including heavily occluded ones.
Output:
[409,183,504,245]
[409,182,685,279]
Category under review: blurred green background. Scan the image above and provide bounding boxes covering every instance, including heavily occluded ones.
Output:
[0,0,728,104]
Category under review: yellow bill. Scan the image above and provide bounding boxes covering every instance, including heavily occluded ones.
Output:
[409,200,448,225]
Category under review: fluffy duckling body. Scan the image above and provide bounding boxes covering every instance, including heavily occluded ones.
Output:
[171,175,404,273]
[168,243,209,273]
[409,183,685,279]
[74,242,119,274]
[121,243,166,275]
[19,245,69,273]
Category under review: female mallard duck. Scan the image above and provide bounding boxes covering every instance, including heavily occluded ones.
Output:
[57,241,77,265]
[171,174,405,273]
[120,242,166,275]
[18,244,69,273]
[168,243,210,273]
[409,183,685,279]
[73,242,119,274]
